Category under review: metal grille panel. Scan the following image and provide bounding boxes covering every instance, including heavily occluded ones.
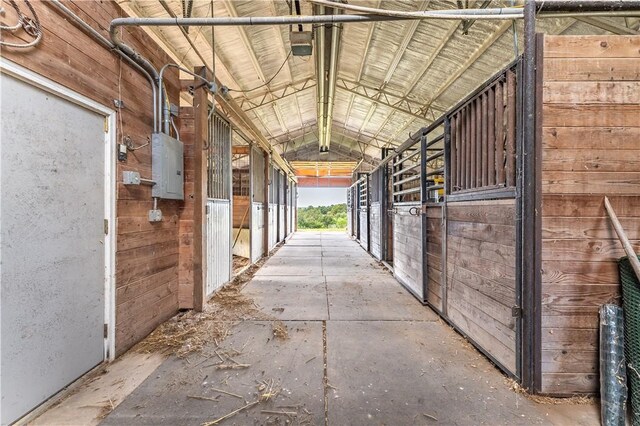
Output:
[208,113,231,200]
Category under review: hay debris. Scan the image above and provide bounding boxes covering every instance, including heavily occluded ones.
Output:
[133,255,273,357]
[272,321,289,340]
[506,379,595,405]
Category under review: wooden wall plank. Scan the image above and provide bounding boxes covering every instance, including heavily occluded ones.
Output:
[543,127,640,150]
[543,149,640,172]
[540,34,640,394]
[543,35,640,58]
[544,81,640,104]
[544,57,640,81]
[542,104,640,127]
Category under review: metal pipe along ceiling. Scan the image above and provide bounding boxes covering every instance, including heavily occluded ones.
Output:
[314,4,326,152]
[314,5,342,152]
[324,10,342,152]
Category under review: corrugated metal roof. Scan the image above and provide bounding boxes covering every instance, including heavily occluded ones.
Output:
[118,0,636,170]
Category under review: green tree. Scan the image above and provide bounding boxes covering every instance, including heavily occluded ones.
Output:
[297,203,348,230]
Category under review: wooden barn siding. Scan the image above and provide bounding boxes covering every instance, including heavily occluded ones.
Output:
[2,0,182,355]
[178,108,195,310]
[394,205,423,298]
[540,35,640,394]
[425,205,443,311]
[370,202,382,260]
[446,200,517,373]
[233,196,251,228]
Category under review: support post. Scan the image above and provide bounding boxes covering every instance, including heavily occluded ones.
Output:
[193,66,210,312]
[520,1,542,392]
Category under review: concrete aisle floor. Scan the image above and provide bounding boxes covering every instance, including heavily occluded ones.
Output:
[102,231,599,426]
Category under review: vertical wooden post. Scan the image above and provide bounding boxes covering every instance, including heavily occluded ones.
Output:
[470,102,476,189]
[450,115,457,193]
[481,92,488,187]
[506,70,517,188]
[487,86,496,186]
[495,82,505,186]
[193,66,210,312]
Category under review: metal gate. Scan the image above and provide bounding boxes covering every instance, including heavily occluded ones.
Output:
[206,113,232,296]
[1,74,106,424]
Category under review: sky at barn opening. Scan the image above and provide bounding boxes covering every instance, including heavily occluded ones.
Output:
[297,187,347,207]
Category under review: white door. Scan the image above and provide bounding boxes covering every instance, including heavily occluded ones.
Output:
[1,73,107,424]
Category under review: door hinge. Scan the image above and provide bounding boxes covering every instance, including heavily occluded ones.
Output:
[104,117,109,133]
[206,204,210,214]
[104,323,109,338]
[512,306,523,318]
[104,219,109,235]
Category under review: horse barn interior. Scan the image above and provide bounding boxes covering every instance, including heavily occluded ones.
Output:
[1,0,640,424]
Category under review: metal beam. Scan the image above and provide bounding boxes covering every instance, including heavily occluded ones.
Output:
[356,1,428,137]
[239,78,316,111]
[342,0,381,136]
[336,79,444,120]
[222,0,291,141]
[283,140,379,166]
[417,19,514,116]
[575,16,640,35]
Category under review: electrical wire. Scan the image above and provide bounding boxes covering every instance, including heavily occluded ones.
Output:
[227,51,292,93]
[0,0,42,48]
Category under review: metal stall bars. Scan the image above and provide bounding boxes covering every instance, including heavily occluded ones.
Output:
[206,112,232,297]
[251,146,267,263]
[369,167,383,259]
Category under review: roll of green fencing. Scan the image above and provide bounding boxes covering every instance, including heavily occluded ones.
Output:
[619,255,640,425]
[600,304,627,426]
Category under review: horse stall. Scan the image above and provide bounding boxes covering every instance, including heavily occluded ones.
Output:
[231,136,251,273]
[250,146,267,263]
[268,164,279,250]
[363,33,640,395]
[287,177,296,235]
[357,174,370,251]
[369,168,383,260]
[205,113,233,297]
[347,183,355,237]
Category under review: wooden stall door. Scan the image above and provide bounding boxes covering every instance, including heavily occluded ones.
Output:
[446,199,518,375]
[393,206,424,300]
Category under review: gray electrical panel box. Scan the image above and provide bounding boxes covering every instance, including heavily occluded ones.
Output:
[152,132,184,200]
